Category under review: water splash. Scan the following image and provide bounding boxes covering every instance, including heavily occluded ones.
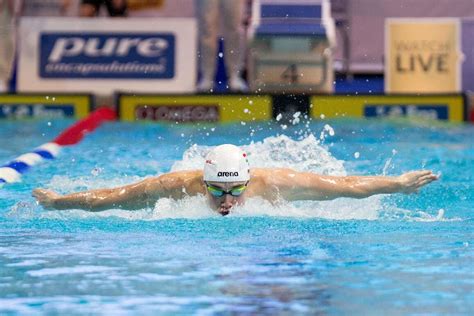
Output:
[21,133,450,222]
[172,134,345,176]
[169,134,380,220]
[6,201,38,219]
[382,149,398,175]
[378,207,461,222]
[229,196,381,220]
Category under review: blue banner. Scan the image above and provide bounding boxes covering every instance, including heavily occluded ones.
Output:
[40,33,175,79]
[0,104,74,119]
[364,104,448,120]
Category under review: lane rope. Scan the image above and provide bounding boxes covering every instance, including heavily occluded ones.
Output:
[0,107,116,185]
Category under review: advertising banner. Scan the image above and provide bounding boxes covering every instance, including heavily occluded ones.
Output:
[310,95,466,123]
[462,19,474,92]
[0,94,91,119]
[18,17,197,95]
[118,94,465,123]
[385,18,462,93]
[118,94,272,123]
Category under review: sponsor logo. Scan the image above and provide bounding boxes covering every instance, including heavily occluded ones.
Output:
[135,105,219,122]
[364,104,448,120]
[0,104,74,119]
[40,33,175,79]
[217,172,239,177]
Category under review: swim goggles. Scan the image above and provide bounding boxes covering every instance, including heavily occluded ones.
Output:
[205,182,248,197]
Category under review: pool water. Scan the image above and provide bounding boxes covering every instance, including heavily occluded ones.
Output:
[1,118,473,314]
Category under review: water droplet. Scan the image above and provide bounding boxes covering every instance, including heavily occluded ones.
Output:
[91,167,102,176]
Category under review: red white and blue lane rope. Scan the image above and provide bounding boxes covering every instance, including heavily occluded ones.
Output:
[0,107,116,185]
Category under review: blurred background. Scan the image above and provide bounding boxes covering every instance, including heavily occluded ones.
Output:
[0,0,473,122]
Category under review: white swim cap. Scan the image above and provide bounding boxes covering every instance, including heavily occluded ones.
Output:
[203,144,250,182]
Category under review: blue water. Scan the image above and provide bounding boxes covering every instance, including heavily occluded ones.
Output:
[1,118,473,315]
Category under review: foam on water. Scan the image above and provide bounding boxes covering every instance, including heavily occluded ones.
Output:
[378,207,462,222]
[27,265,118,277]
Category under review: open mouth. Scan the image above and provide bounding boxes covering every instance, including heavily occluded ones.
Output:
[219,209,230,216]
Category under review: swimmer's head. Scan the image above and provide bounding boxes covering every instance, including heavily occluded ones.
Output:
[203,144,250,183]
[203,144,250,215]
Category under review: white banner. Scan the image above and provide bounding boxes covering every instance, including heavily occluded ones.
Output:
[18,17,197,95]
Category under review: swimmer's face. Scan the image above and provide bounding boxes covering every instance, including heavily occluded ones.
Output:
[205,181,248,216]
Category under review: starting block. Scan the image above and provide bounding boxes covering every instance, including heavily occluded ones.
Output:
[248,0,335,93]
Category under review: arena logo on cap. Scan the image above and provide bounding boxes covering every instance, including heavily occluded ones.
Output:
[40,33,175,79]
[217,172,239,177]
[135,105,219,122]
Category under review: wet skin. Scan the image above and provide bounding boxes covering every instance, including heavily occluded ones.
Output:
[32,169,438,214]
[205,181,248,216]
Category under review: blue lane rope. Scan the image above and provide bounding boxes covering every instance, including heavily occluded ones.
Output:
[0,143,61,184]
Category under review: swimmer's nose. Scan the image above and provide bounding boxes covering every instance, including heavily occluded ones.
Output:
[223,194,234,205]
[219,195,234,215]
[221,195,234,209]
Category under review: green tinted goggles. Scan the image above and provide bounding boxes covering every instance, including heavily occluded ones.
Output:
[205,183,248,197]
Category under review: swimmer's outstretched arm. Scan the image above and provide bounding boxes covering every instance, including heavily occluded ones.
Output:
[267,169,439,201]
[33,178,157,211]
[33,170,204,211]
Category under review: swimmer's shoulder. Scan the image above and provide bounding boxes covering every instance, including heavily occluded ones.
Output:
[151,169,203,184]
[250,167,298,182]
[249,168,298,200]
[250,168,270,180]
[146,170,204,195]
[168,169,204,180]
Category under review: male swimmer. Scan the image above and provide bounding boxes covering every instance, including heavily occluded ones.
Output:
[33,144,439,216]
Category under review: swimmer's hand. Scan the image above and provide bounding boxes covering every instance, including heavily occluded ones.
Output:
[397,170,439,194]
[33,189,60,210]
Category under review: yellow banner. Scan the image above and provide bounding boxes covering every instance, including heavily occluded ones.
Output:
[119,95,272,123]
[0,94,91,119]
[310,95,465,123]
[385,19,461,93]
